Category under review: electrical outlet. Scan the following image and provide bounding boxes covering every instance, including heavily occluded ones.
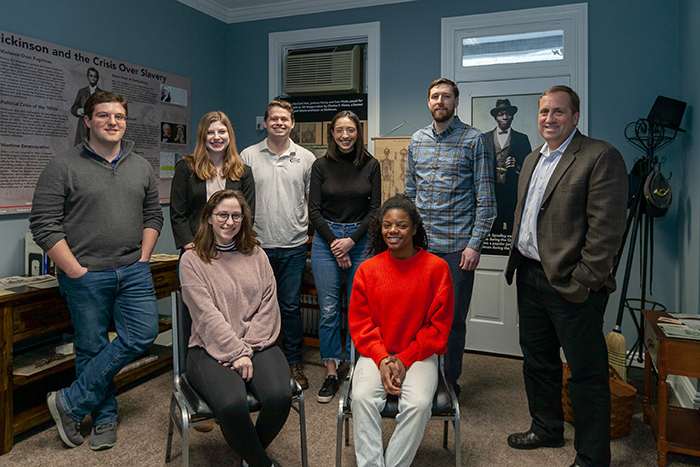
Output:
[256,116,264,131]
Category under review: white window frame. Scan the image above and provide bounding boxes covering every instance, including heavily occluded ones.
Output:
[269,22,380,152]
[441,3,588,132]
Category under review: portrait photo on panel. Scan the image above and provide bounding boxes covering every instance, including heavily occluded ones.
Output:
[472,93,543,255]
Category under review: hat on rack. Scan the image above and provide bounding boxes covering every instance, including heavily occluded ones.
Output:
[646,96,686,132]
[490,99,518,117]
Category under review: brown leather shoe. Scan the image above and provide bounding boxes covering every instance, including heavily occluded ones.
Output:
[289,363,309,389]
[194,422,214,432]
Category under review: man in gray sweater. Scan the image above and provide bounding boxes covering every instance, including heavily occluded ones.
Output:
[29,91,163,452]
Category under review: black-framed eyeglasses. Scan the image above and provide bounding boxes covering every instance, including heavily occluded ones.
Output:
[214,212,243,223]
[92,112,127,122]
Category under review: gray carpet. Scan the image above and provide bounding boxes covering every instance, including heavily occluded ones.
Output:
[4,348,700,466]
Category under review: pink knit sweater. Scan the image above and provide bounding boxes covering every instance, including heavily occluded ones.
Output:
[179,246,280,363]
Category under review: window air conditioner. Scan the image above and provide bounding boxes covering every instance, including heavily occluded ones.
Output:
[284,45,362,94]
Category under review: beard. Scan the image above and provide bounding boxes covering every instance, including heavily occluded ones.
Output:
[431,106,454,123]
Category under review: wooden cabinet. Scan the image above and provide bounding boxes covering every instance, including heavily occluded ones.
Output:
[643,309,700,467]
[0,260,178,455]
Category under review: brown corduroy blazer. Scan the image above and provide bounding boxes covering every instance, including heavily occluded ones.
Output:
[505,130,628,303]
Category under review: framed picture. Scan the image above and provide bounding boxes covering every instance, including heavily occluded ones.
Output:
[300,122,322,145]
[470,93,543,255]
[372,137,410,203]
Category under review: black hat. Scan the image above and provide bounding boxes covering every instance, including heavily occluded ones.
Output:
[646,96,686,132]
[490,99,518,117]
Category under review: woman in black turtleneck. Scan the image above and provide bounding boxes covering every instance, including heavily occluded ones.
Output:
[309,110,381,403]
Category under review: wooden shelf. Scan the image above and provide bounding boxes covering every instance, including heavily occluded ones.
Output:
[644,403,700,456]
[643,309,700,466]
[12,344,173,437]
[1,259,179,455]
[12,321,172,389]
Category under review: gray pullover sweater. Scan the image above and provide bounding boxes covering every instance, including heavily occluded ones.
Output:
[29,140,163,271]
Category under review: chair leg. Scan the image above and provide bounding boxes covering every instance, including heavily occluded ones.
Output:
[182,411,190,467]
[443,420,448,449]
[345,418,350,446]
[454,415,461,466]
[336,412,344,467]
[166,396,176,463]
[166,416,175,462]
[297,392,309,467]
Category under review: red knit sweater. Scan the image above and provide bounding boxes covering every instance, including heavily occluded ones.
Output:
[349,248,454,369]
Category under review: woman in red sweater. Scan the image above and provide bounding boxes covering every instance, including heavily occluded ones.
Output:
[348,194,454,467]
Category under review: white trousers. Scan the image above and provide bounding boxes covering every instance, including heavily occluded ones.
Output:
[351,354,438,467]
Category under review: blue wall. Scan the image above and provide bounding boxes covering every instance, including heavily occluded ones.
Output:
[0,0,694,324]
[0,0,227,277]
[225,0,685,328]
[678,0,700,314]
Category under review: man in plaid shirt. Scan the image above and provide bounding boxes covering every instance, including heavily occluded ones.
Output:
[405,78,496,395]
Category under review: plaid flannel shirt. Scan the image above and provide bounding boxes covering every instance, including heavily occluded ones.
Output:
[405,116,496,254]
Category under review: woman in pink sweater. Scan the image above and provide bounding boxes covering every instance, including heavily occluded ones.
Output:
[179,189,288,467]
[349,193,454,467]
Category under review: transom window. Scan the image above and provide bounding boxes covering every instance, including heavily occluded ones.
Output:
[462,30,564,67]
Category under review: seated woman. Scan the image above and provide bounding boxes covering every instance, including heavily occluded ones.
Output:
[179,189,289,467]
[348,194,454,467]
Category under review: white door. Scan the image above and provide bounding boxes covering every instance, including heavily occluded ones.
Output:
[458,77,565,357]
[443,4,587,356]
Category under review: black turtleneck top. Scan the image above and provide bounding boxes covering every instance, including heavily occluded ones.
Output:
[308,148,381,245]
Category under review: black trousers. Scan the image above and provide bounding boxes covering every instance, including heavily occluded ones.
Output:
[187,345,292,467]
[516,259,611,467]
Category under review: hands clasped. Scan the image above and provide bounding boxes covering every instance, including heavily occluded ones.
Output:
[331,238,355,269]
[380,356,406,396]
[220,356,253,382]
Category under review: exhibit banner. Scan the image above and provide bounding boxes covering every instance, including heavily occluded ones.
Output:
[0,29,191,214]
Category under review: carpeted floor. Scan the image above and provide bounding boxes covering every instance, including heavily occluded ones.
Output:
[4,347,700,466]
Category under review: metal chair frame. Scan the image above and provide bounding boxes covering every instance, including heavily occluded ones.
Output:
[166,291,308,467]
[335,342,460,466]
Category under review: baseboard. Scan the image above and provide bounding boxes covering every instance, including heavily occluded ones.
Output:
[627,354,698,409]
[668,374,700,409]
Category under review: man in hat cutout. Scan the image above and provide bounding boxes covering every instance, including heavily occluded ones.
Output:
[485,99,532,236]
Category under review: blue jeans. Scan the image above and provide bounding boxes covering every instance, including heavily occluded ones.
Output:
[311,221,368,365]
[264,244,308,365]
[433,250,474,393]
[57,260,159,425]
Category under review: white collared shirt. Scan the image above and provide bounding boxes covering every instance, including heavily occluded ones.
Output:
[516,129,578,261]
[496,127,510,149]
[240,138,316,248]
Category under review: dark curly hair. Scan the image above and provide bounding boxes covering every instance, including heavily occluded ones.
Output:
[366,194,428,256]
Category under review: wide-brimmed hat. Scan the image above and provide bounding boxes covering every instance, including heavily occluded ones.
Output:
[490,99,518,117]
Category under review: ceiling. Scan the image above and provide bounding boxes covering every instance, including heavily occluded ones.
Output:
[177,0,417,24]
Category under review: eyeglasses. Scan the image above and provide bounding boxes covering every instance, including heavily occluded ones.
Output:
[92,112,128,122]
[214,212,243,223]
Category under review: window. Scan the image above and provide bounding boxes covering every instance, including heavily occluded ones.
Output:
[462,30,564,67]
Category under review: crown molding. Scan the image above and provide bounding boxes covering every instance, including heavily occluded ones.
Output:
[177,0,417,24]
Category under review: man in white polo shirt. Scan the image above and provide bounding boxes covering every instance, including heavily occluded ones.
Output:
[241,100,316,389]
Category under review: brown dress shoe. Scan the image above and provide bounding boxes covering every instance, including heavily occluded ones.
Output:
[289,363,309,389]
[194,422,214,432]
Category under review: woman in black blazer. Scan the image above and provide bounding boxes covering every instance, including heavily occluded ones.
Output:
[170,111,255,250]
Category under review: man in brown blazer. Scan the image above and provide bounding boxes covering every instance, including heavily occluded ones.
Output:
[504,86,627,467]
